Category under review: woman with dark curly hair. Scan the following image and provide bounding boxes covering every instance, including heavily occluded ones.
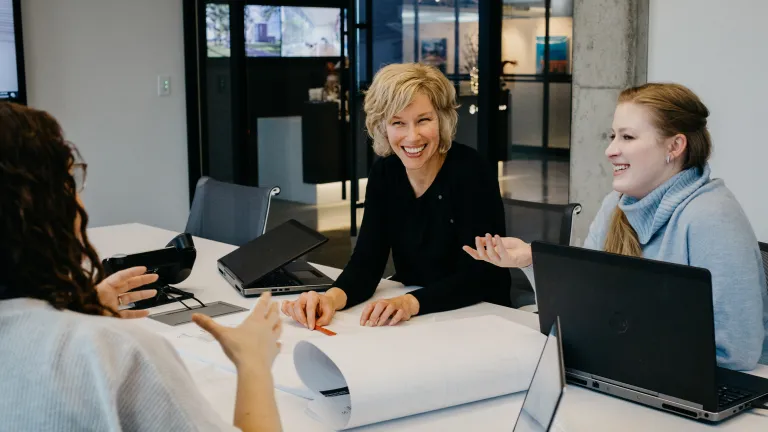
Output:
[0,102,283,431]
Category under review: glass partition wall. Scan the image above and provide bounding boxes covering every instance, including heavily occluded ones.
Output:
[183,0,572,267]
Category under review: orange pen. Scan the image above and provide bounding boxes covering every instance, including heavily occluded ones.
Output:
[315,326,337,336]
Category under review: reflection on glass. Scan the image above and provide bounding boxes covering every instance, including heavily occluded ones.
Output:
[245,6,281,57]
[206,4,230,58]
[421,38,448,74]
[462,31,479,76]
[499,0,573,206]
[400,1,479,77]
[548,82,571,149]
[502,0,547,18]
[509,82,543,148]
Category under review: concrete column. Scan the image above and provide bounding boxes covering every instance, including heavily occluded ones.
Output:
[569,0,648,245]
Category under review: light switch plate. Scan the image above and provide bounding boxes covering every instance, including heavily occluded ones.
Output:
[158,75,171,96]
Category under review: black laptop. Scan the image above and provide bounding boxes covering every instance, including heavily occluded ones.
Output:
[531,241,768,423]
[217,219,335,297]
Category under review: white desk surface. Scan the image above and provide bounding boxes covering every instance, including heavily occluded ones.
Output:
[88,223,768,432]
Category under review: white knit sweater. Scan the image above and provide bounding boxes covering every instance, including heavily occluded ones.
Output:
[0,298,239,431]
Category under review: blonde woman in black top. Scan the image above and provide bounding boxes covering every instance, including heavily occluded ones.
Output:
[282,63,511,329]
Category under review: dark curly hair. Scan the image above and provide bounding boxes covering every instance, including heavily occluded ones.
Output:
[0,102,112,316]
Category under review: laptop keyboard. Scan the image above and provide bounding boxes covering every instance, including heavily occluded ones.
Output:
[717,385,754,408]
[253,269,301,288]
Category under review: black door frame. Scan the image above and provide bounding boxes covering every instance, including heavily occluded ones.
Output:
[477,0,502,163]
[8,0,27,105]
[182,0,205,200]
[479,0,565,164]
[346,0,373,236]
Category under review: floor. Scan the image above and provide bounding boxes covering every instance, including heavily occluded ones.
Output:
[499,154,570,204]
[267,157,569,271]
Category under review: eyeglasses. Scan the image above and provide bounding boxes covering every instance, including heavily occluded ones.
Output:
[66,141,88,193]
[72,162,88,193]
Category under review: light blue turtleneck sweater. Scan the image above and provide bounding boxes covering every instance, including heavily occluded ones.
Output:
[527,164,768,370]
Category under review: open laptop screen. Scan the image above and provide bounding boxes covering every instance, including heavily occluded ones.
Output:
[513,318,566,432]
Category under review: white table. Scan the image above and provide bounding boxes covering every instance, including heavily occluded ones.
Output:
[89,223,768,431]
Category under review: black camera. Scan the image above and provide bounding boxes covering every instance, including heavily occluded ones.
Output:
[102,233,197,309]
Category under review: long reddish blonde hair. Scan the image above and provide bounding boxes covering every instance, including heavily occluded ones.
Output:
[603,83,712,256]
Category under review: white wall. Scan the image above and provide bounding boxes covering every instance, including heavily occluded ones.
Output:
[648,0,768,241]
[22,0,190,232]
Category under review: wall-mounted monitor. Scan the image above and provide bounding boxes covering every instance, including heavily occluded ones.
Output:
[0,0,25,103]
[206,3,231,58]
[245,5,281,57]
[206,4,343,59]
[243,5,341,58]
[280,7,341,57]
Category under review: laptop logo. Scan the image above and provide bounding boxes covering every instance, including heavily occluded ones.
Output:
[609,312,630,334]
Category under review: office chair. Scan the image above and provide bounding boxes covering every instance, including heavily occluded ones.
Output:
[502,198,582,309]
[758,242,768,293]
[185,176,281,246]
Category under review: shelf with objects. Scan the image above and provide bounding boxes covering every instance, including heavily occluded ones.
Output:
[253,58,369,207]
[302,59,357,186]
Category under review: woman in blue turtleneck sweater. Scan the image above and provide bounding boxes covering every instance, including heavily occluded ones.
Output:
[466,83,768,371]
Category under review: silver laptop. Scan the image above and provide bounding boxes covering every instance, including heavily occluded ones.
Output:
[513,317,567,432]
[217,219,334,296]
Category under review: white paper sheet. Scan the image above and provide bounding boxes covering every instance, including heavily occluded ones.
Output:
[293,315,546,430]
[157,285,444,401]
[160,307,326,399]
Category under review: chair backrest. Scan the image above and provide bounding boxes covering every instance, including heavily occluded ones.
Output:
[185,176,280,246]
[503,198,582,307]
[758,242,768,292]
[502,198,582,246]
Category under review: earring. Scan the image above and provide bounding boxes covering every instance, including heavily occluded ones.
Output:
[666,155,671,164]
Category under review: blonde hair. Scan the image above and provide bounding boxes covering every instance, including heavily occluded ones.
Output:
[604,83,713,256]
[363,63,459,157]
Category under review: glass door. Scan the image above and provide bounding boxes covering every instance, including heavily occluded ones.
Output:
[349,0,483,235]
[182,1,250,190]
[498,0,573,204]
[187,1,352,189]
